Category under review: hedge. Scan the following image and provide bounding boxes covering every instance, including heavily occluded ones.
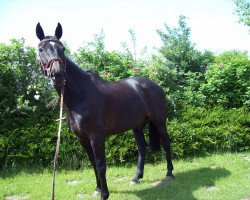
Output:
[0,106,249,170]
[169,106,250,158]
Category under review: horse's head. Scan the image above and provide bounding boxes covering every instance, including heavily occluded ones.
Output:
[36,23,66,87]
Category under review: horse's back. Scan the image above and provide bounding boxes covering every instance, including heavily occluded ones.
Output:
[95,75,167,131]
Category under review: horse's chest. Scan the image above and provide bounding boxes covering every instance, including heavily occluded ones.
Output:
[67,113,81,134]
[67,111,96,136]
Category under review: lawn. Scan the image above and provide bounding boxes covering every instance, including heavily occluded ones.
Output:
[1,152,249,200]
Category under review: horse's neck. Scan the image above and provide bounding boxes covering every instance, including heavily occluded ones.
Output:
[56,57,91,109]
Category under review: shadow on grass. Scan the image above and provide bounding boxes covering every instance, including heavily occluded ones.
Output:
[0,165,47,179]
[118,167,231,200]
[0,160,87,179]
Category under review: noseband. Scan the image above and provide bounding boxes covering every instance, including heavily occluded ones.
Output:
[38,39,66,77]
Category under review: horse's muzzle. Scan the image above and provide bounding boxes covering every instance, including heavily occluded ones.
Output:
[50,60,66,87]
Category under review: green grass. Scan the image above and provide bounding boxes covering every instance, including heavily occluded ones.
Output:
[1,152,249,200]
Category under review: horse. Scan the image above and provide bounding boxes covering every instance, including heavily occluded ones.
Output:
[36,23,174,200]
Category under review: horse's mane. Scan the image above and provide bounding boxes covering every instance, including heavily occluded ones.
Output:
[65,56,105,83]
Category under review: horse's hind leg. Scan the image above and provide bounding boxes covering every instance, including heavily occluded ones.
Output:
[156,123,174,177]
[90,136,109,200]
[131,127,147,185]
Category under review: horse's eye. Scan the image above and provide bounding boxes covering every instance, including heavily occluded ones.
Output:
[39,48,43,53]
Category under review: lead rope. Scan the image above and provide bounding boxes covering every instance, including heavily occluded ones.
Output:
[52,87,64,200]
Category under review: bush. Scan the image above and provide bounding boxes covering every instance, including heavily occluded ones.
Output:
[201,51,250,108]
[1,105,249,170]
[168,106,250,158]
[0,109,85,170]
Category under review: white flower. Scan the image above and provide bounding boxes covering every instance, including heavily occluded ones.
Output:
[34,95,40,100]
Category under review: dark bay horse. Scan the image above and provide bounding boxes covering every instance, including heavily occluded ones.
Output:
[36,23,173,200]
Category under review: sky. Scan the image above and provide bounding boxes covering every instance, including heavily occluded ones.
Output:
[0,0,249,55]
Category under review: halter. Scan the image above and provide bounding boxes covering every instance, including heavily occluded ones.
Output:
[38,39,66,77]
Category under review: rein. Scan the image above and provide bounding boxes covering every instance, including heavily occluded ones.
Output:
[51,87,65,200]
[38,38,66,199]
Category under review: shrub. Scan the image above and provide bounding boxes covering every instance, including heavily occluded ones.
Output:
[168,106,250,158]
[1,105,249,170]
[201,51,250,108]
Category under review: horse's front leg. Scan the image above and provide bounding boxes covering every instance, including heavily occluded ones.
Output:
[77,136,101,195]
[90,136,109,200]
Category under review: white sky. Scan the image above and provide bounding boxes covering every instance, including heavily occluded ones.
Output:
[0,0,249,55]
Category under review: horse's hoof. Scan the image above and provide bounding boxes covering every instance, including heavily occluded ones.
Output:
[166,174,174,179]
[166,172,174,179]
[130,180,138,185]
[92,190,101,197]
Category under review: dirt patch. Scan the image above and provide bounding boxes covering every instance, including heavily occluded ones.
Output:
[210,165,219,169]
[76,193,84,199]
[244,156,250,162]
[67,180,83,185]
[115,176,128,182]
[4,193,29,200]
[76,192,92,199]
[204,186,219,191]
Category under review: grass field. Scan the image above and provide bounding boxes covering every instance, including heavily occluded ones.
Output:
[1,152,249,200]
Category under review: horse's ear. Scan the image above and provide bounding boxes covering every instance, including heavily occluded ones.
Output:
[55,23,63,40]
[36,23,45,40]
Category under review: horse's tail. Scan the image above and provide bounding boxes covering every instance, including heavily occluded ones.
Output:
[148,121,161,151]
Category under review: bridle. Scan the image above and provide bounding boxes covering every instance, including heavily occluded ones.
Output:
[38,38,66,77]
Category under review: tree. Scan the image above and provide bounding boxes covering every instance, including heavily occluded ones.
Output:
[74,30,148,81]
[234,0,250,28]
[149,16,214,116]
[74,31,131,80]
[156,15,212,74]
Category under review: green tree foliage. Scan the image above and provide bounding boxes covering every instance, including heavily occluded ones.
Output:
[0,39,51,115]
[74,30,148,81]
[156,16,214,74]
[234,0,250,28]
[201,51,250,108]
[149,16,214,116]
[0,39,56,169]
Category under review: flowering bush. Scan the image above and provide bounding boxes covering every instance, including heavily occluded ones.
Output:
[201,51,250,108]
